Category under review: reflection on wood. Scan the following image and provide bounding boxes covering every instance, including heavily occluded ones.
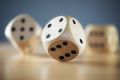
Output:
[0,43,120,80]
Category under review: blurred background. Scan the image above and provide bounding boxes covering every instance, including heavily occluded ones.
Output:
[0,0,120,42]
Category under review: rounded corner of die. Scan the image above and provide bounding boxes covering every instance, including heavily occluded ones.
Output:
[16,13,31,18]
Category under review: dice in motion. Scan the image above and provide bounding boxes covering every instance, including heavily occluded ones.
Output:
[5,14,43,54]
[42,16,86,62]
[85,24,119,53]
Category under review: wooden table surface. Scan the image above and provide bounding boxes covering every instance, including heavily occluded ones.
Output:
[0,43,120,80]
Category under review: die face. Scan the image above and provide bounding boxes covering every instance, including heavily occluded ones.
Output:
[88,29,106,51]
[106,26,119,52]
[68,17,86,52]
[42,16,67,41]
[48,40,79,62]
[8,14,37,43]
[86,25,119,53]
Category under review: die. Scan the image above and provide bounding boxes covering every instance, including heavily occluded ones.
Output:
[42,16,86,62]
[85,24,119,53]
[5,14,43,55]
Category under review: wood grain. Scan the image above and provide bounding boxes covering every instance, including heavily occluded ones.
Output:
[0,43,120,80]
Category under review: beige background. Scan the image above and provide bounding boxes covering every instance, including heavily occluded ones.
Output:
[0,42,120,80]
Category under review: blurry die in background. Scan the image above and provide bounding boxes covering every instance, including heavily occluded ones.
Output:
[5,14,45,55]
[85,24,119,53]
